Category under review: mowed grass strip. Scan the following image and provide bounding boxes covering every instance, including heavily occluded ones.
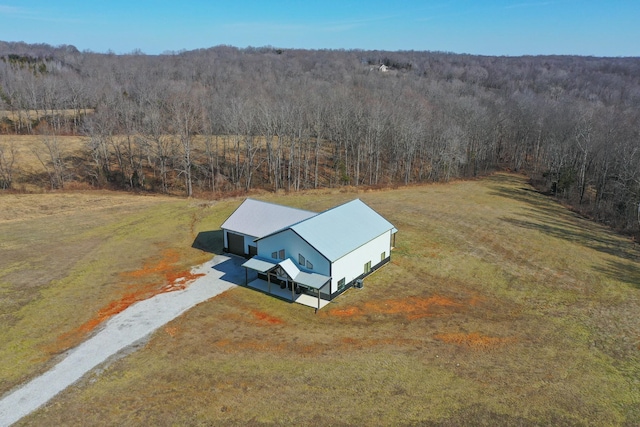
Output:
[0,191,239,396]
[13,174,640,426]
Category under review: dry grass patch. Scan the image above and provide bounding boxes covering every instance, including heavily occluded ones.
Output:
[0,135,87,189]
[0,192,238,395]
[11,173,640,425]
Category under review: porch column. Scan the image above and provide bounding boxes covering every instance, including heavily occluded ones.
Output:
[267,272,271,293]
[291,280,295,301]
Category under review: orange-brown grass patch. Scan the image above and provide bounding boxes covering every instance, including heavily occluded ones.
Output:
[329,306,362,317]
[327,295,463,320]
[251,309,286,325]
[434,332,513,349]
[165,327,178,337]
[45,249,204,354]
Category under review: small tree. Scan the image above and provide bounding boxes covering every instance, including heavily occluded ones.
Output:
[34,127,67,189]
[0,142,17,189]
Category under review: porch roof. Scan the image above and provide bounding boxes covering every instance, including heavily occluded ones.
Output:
[242,256,330,290]
[241,256,276,273]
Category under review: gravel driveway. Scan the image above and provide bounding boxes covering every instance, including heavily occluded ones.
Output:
[0,255,242,427]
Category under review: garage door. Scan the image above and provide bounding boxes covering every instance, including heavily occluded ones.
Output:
[227,232,245,255]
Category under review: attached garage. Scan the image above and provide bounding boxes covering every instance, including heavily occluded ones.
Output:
[220,198,316,257]
[226,232,245,256]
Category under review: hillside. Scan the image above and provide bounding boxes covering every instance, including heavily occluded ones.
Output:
[2,43,640,234]
[4,174,639,426]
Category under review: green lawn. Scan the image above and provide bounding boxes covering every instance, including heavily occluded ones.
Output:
[6,174,640,426]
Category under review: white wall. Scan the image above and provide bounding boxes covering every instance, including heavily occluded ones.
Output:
[257,229,330,276]
[330,230,392,294]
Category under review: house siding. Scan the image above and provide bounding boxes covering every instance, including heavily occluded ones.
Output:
[330,230,392,296]
[257,229,330,277]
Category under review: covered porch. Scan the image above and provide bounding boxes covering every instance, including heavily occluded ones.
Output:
[241,257,331,311]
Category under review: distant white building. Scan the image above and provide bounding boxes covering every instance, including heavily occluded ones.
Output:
[221,198,397,308]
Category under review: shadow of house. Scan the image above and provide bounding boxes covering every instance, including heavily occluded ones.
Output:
[192,230,224,254]
[211,255,247,284]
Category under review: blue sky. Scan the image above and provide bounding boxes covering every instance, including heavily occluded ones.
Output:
[1,1,638,56]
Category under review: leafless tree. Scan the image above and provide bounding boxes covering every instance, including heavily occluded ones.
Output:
[34,127,67,189]
[0,141,16,189]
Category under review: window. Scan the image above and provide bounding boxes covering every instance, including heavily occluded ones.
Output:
[298,254,305,266]
[337,278,346,291]
[306,260,313,270]
[364,261,372,274]
[381,251,386,261]
[278,249,285,260]
[271,251,278,259]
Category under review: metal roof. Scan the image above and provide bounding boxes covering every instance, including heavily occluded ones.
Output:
[289,199,395,262]
[242,257,330,289]
[241,257,276,273]
[294,270,331,289]
[278,258,300,278]
[221,198,317,239]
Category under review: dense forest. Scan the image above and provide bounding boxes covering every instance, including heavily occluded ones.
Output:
[1,41,640,234]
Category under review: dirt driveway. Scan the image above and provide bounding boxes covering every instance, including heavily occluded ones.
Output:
[0,255,242,427]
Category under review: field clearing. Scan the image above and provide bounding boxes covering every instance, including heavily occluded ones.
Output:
[0,135,86,168]
[0,134,237,178]
[4,173,640,425]
[0,134,309,193]
[0,190,242,397]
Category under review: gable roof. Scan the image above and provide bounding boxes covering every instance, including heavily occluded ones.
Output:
[262,199,395,262]
[221,198,316,239]
[241,256,330,290]
[278,258,300,278]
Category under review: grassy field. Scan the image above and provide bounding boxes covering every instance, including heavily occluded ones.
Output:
[0,191,241,396]
[0,135,87,192]
[4,174,640,425]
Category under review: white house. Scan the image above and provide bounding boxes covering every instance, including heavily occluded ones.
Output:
[222,198,397,308]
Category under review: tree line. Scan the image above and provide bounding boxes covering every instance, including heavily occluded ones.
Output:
[1,42,640,234]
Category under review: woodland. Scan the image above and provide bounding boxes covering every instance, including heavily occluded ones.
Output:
[1,41,640,235]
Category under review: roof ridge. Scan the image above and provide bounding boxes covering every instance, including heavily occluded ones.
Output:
[243,197,317,214]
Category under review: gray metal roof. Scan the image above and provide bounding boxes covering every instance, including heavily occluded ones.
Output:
[277,258,330,289]
[278,258,300,278]
[295,270,331,289]
[289,199,395,262]
[221,198,316,239]
[241,257,276,273]
[242,256,330,289]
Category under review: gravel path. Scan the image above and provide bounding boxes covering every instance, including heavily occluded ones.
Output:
[0,255,242,427]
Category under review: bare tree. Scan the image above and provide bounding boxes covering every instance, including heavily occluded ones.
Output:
[169,83,202,197]
[34,128,67,189]
[0,141,17,189]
